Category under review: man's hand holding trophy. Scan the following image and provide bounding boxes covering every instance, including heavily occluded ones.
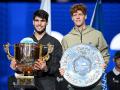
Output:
[3,37,54,88]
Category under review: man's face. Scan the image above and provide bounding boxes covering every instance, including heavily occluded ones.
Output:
[72,10,86,27]
[33,16,48,34]
[115,58,120,69]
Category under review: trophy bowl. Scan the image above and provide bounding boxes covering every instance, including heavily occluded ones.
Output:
[3,42,54,87]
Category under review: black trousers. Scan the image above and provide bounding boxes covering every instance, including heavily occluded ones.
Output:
[56,78,69,90]
[34,76,56,90]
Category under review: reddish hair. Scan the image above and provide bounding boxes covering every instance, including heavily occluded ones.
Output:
[70,3,87,16]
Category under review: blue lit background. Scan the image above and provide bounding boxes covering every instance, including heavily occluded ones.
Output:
[0,2,120,90]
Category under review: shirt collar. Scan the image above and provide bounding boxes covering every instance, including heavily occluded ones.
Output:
[113,67,120,75]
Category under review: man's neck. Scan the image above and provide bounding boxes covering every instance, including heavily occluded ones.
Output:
[75,24,86,31]
[34,31,46,41]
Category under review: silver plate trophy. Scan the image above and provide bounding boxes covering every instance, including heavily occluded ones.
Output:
[60,44,105,87]
[3,38,54,88]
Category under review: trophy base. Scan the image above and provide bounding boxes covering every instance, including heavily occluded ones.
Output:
[14,75,35,88]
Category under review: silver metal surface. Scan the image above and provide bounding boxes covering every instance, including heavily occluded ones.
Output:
[60,44,104,87]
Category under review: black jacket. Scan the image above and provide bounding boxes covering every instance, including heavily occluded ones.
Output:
[31,33,63,90]
[107,70,120,90]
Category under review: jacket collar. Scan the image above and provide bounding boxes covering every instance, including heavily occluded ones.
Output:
[113,67,120,76]
[69,25,93,35]
[31,33,48,42]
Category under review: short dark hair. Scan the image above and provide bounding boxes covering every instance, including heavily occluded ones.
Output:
[114,51,120,60]
[70,3,87,16]
[33,9,49,22]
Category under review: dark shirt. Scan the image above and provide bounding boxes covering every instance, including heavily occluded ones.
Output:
[107,70,120,90]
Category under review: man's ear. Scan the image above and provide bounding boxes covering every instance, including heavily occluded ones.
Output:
[33,21,34,25]
[46,22,48,25]
[113,58,117,62]
[85,15,87,20]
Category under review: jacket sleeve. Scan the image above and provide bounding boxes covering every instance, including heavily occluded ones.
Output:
[47,40,63,76]
[61,38,69,52]
[98,32,110,65]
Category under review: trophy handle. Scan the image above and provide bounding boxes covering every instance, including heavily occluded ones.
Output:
[42,43,54,61]
[3,43,14,60]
